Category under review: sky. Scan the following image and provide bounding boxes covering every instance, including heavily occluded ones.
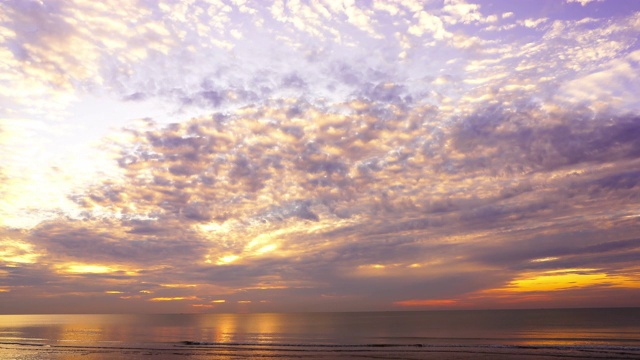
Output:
[1,0,640,314]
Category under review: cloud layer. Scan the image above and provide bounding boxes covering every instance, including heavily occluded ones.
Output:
[1,0,640,313]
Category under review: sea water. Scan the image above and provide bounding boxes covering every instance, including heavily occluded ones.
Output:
[1,308,639,359]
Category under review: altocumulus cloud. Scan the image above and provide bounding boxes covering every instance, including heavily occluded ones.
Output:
[20,100,640,311]
[1,0,640,313]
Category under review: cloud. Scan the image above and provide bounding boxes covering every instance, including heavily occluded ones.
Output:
[566,0,603,6]
[408,10,450,39]
[29,220,206,265]
[442,0,482,25]
[558,49,640,112]
[3,98,623,310]
[520,17,548,28]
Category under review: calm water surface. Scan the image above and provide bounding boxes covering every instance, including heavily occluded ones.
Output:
[2,308,639,348]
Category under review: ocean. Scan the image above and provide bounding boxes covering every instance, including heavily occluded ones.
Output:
[1,308,639,359]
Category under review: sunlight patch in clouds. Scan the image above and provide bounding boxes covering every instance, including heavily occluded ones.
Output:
[0,240,39,264]
[216,255,240,265]
[60,264,116,274]
[499,269,640,292]
[150,296,201,302]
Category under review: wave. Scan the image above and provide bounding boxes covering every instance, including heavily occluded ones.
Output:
[178,340,640,352]
[3,339,640,352]
[3,340,640,360]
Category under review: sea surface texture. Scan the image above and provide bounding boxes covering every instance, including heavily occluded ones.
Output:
[1,308,639,359]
